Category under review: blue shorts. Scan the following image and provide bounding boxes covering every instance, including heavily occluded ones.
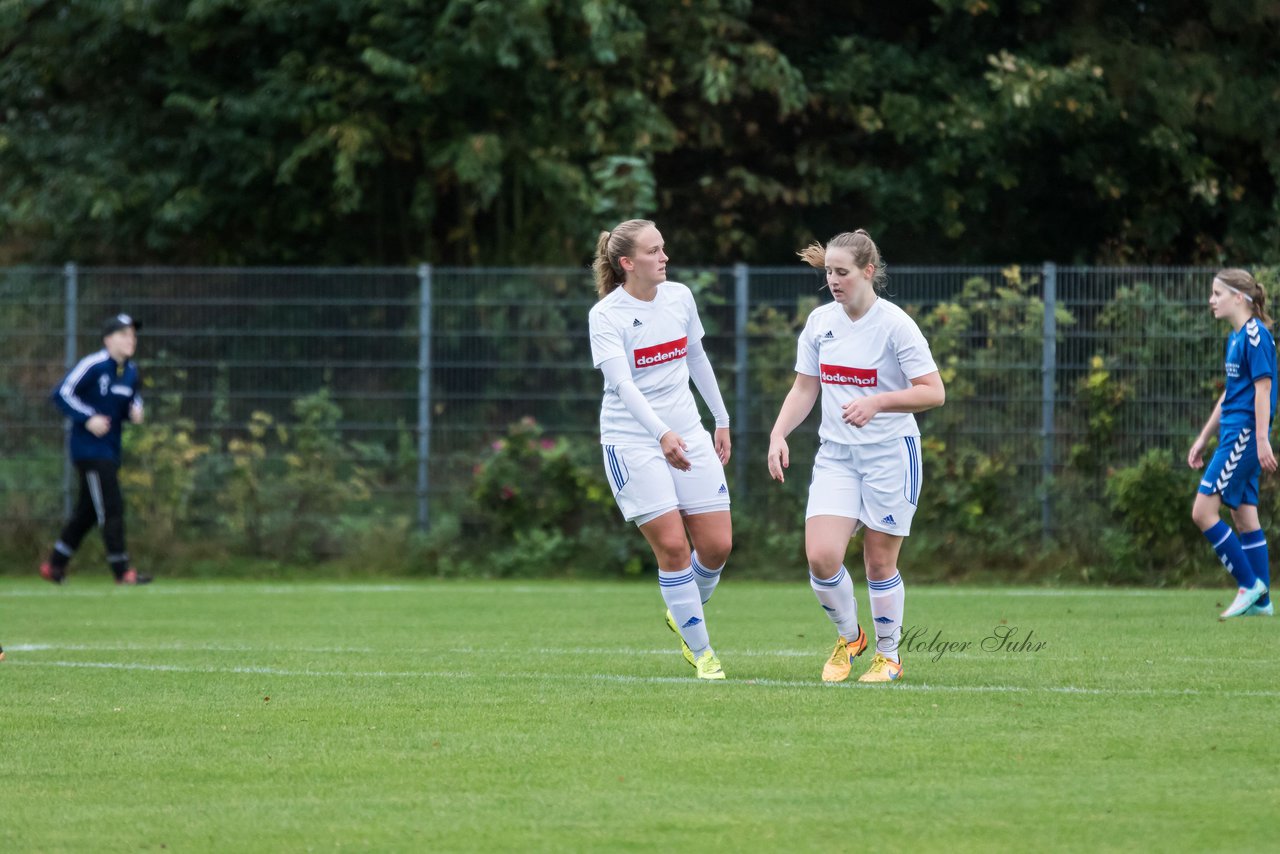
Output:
[1198,427,1260,509]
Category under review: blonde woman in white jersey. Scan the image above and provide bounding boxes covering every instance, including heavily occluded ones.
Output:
[589,219,733,680]
[767,230,944,683]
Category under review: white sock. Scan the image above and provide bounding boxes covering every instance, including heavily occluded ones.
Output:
[867,571,904,662]
[691,551,723,604]
[809,565,860,641]
[660,568,710,656]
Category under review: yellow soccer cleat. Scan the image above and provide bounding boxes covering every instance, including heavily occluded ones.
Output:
[857,652,904,683]
[821,626,868,683]
[694,649,725,680]
[665,608,697,668]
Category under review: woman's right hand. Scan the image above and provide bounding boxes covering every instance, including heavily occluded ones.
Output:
[767,435,789,482]
[86,414,111,437]
[660,431,691,471]
[1187,436,1207,469]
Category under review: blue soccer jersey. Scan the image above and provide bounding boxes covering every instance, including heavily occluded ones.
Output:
[1220,317,1278,437]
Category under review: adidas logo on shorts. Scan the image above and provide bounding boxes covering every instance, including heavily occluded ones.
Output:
[717,483,728,495]
[881,514,896,526]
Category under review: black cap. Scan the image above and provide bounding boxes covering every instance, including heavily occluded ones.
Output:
[102,313,142,337]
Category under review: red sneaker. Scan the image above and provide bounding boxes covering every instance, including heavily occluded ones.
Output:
[116,568,153,585]
[39,561,65,584]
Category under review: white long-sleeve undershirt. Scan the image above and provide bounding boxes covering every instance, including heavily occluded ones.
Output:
[598,338,730,441]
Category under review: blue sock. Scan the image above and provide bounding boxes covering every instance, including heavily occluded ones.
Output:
[1203,521,1258,589]
[1240,529,1271,606]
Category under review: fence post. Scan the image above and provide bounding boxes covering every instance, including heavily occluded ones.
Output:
[417,263,433,532]
[733,263,749,503]
[62,262,78,519]
[1041,261,1057,546]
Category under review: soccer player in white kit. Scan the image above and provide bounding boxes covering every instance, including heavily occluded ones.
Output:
[767,230,945,683]
[589,219,733,680]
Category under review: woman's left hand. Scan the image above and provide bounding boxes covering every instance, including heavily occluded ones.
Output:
[1260,437,1277,473]
[713,427,731,465]
[841,396,879,428]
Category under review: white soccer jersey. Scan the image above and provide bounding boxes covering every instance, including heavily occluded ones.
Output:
[795,298,938,445]
[589,281,707,445]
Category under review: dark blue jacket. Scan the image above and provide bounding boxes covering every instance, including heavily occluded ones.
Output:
[50,350,143,463]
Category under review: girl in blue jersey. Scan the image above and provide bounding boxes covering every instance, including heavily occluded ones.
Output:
[1189,269,1276,619]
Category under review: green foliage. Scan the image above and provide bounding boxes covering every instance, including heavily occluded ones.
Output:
[1099,449,1207,585]
[121,414,211,557]
[1069,356,1130,474]
[468,416,649,576]
[216,390,373,562]
[472,416,602,538]
[6,3,1278,265]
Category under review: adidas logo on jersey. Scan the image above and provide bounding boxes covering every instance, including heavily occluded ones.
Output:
[881,514,896,526]
[717,483,728,495]
[632,318,643,327]
[823,330,835,339]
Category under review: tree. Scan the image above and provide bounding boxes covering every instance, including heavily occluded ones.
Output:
[1,0,1277,265]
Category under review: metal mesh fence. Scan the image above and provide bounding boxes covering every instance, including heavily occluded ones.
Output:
[0,263,1226,549]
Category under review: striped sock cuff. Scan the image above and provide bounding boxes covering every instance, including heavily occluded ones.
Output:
[1241,529,1267,548]
[810,566,847,588]
[692,554,722,578]
[1204,520,1232,548]
[867,571,902,593]
[658,569,695,587]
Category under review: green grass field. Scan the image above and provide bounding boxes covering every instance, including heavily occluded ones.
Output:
[3,578,1276,852]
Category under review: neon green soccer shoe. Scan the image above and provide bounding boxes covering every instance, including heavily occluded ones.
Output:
[693,649,725,680]
[665,608,696,668]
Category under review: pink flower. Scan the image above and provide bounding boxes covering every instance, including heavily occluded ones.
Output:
[541,439,556,451]
[500,485,515,499]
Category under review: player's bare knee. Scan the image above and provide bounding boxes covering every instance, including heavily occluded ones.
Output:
[697,538,731,569]
[655,540,691,570]
[806,548,843,579]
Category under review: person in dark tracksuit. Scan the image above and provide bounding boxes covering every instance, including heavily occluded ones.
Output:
[40,313,152,585]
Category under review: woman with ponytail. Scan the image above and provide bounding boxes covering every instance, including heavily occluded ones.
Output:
[1189,268,1276,618]
[767,230,945,684]
[588,220,733,679]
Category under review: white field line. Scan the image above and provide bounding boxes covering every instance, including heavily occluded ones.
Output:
[6,642,1273,666]
[7,642,375,654]
[0,583,1208,598]
[5,657,1280,699]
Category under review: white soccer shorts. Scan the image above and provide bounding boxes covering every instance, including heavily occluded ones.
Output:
[805,437,922,536]
[602,428,730,525]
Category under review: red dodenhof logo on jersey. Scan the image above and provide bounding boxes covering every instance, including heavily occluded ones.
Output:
[820,363,878,386]
[635,337,688,368]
